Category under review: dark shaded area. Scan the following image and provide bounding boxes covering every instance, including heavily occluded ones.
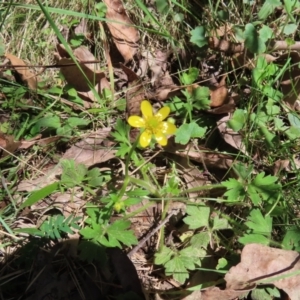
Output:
[0,238,145,300]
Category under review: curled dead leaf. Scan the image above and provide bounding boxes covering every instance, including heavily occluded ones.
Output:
[0,132,21,158]
[103,0,139,62]
[210,75,228,107]
[5,53,38,89]
[226,244,300,300]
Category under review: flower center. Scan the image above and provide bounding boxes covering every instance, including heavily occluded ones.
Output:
[147,117,160,130]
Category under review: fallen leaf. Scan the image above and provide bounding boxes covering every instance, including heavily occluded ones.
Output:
[103,0,139,63]
[63,130,116,166]
[55,45,110,102]
[225,243,300,300]
[17,129,115,192]
[19,136,61,149]
[0,132,21,157]
[210,75,228,107]
[217,115,247,154]
[182,287,248,300]
[5,53,37,89]
[165,139,234,170]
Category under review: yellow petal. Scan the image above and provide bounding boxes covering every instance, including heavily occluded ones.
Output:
[155,132,167,146]
[128,116,145,128]
[161,122,177,134]
[156,106,170,121]
[141,100,153,119]
[140,130,152,147]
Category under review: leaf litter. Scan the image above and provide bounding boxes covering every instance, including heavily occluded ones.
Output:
[2,1,300,299]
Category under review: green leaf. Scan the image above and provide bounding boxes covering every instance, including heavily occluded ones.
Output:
[239,233,271,245]
[60,159,88,187]
[184,206,210,229]
[245,209,272,235]
[266,99,280,116]
[21,182,59,209]
[111,119,130,144]
[258,0,282,20]
[165,256,189,284]
[106,220,138,247]
[95,2,107,17]
[281,23,298,35]
[155,0,169,14]
[192,86,211,110]
[190,26,208,48]
[212,216,230,231]
[284,0,300,11]
[30,115,61,135]
[259,25,274,42]
[251,288,273,300]
[155,246,174,265]
[180,67,199,85]
[282,226,300,251]
[248,172,281,205]
[216,258,228,270]
[86,168,104,187]
[244,23,266,54]
[67,117,90,127]
[227,109,246,131]
[288,113,300,128]
[190,232,210,249]
[14,227,44,236]
[285,126,300,140]
[222,178,246,201]
[175,122,206,145]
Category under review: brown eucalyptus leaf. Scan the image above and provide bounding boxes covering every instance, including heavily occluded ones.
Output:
[5,53,37,89]
[210,75,228,107]
[17,129,114,192]
[103,0,139,62]
[225,244,300,300]
[0,132,21,157]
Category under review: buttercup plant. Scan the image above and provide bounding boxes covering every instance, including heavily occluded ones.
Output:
[128,100,177,147]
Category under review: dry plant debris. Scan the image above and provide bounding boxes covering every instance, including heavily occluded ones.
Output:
[1,1,300,299]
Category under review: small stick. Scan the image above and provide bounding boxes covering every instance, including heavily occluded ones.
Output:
[128,211,176,258]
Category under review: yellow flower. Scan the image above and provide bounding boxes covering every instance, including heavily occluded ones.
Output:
[128,100,176,148]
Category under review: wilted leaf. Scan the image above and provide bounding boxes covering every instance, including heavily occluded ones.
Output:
[225,244,300,300]
[210,75,228,107]
[5,53,37,89]
[0,132,21,158]
[103,0,139,62]
[56,45,110,102]
[17,129,114,192]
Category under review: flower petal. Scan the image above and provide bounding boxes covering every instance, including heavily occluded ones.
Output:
[128,116,145,128]
[141,100,153,119]
[154,132,167,146]
[156,106,170,121]
[161,122,177,134]
[139,130,152,147]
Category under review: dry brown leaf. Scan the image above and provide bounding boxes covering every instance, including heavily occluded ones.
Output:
[5,53,37,89]
[17,129,114,192]
[0,132,21,157]
[225,244,300,300]
[103,0,139,63]
[19,136,61,149]
[217,115,247,154]
[210,75,229,107]
[165,139,234,170]
[63,131,115,166]
[55,45,111,102]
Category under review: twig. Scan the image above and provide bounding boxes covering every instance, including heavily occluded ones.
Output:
[128,211,176,258]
